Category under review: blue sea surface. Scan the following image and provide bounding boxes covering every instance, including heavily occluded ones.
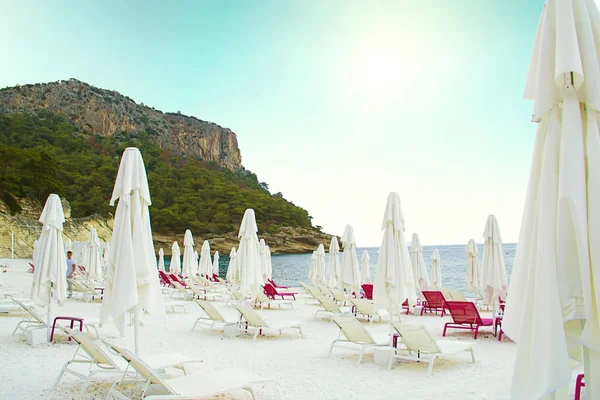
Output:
[164,243,516,293]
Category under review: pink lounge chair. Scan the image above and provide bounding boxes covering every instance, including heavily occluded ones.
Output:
[443,301,494,339]
[264,283,296,300]
[27,263,35,274]
[575,374,585,400]
[158,271,173,287]
[268,279,290,289]
[361,284,373,300]
[420,291,449,317]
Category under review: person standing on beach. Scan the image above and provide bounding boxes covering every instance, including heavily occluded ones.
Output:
[66,251,76,298]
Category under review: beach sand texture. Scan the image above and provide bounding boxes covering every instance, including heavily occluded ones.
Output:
[0,258,542,399]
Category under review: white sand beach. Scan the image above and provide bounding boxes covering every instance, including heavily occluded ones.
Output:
[0,258,569,400]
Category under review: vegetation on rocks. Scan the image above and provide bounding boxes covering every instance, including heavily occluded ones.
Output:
[0,111,315,237]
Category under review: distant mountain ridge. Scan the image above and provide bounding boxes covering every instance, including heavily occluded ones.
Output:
[0,78,241,170]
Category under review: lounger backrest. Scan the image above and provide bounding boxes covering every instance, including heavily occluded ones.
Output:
[449,290,467,301]
[317,285,332,296]
[440,288,452,300]
[234,306,267,328]
[196,300,226,322]
[330,288,347,302]
[169,274,184,285]
[230,288,245,301]
[421,291,447,308]
[109,344,174,392]
[316,294,341,313]
[392,323,441,354]
[11,298,45,324]
[63,328,118,368]
[361,284,373,300]
[263,283,278,296]
[350,299,376,316]
[171,281,188,293]
[255,291,270,303]
[446,301,483,325]
[332,316,376,344]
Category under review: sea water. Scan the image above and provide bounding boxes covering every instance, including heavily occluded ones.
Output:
[164,243,516,293]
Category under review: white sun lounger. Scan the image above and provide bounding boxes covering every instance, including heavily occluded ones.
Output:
[10,298,47,336]
[329,316,391,364]
[390,323,475,374]
[192,300,239,332]
[349,298,384,327]
[107,344,271,400]
[314,295,352,320]
[233,305,304,341]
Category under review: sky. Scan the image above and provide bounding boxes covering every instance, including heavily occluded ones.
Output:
[0,0,552,246]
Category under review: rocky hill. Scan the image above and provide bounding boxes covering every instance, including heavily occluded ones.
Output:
[0,79,334,257]
[0,79,241,170]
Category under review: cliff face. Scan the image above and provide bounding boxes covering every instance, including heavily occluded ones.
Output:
[0,79,241,170]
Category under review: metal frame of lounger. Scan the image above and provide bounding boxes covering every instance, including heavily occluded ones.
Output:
[298,282,322,304]
[10,298,46,337]
[254,291,293,310]
[329,316,391,364]
[233,305,304,341]
[314,295,352,320]
[107,345,271,400]
[54,328,131,397]
[390,323,475,374]
[349,299,383,327]
[192,300,238,332]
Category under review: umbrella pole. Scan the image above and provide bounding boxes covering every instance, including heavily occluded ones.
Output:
[133,306,141,355]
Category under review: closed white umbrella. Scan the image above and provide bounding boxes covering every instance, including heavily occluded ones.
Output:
[327,236,341,288]
[466,239,480,292]
[170,242,181,275]
[102,243,110,272]
[373,193,417,313]
[314,244,326,285]
[157,248,165,272]
[265,245,273,281]
[479,215,507,305]
[503,2,600,398]
[226,247,238,283]
[237,209,262,298]
[181,229,196,278]
[64,238,72,252]
[259,239,268,282]
[32,239,38,265]
[212,251,220,277]
[99,147,165,355]
[430,249,442,289]
[411,233,430,292]
[360,250,371,284]
[193,250,199,273]
[198,240,212,278]
[308,251,318,285]
[31,194,67,340]
[86,227,103,283]
[339,225,361,294]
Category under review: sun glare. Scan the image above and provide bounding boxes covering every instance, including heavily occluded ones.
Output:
[351,39,422,107]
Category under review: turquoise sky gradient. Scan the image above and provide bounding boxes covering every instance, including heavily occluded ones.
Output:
[1,1,549,246]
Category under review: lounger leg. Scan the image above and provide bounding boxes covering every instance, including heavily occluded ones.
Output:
[469,348,475,363]
[298,327,304,338]
[79,374,93,397]
[427,356,437,375]
[474,326,479,340]
[242,387,256,400]
[358,348,365,364]
[253,329,260,341]
[53,362,70,387]
[442,323,449,337]
[328,341,337,356]
[191,318,200,332]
